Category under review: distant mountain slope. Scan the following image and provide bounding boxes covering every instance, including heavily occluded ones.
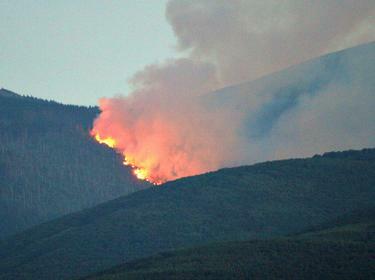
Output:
[0,92,149,238]
[205,41,375,163]
[0,148,374,279]
[85,215,375,280]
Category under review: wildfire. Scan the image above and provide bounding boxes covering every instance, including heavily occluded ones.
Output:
[133,168,148,180]
[93,134,117,148]
[90,97,224,186]
[91,131,162,185]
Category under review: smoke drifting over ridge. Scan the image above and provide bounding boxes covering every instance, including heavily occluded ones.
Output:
[92,1,375,183]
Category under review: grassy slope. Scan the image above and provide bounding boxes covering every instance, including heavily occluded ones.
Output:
[87,221,375,280]
[86,211,375,280]
[0,149,374,279]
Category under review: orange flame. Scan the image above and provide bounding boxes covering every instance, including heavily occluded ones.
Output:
[91,131,161,185]
[93,134,117,148]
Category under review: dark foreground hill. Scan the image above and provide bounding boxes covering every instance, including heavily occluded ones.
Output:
[0,148,374,279]
[84,210,375,280]
[0,90,149,238]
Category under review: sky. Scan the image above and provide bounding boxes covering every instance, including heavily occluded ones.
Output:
[0,0,176,105]
[1,1,373,106]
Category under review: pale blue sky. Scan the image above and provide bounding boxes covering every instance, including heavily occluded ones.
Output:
[0,1,176,105]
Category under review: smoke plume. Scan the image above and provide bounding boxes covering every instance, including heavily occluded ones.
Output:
[92,1,375,183]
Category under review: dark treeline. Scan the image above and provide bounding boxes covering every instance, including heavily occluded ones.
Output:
[0,90,149,238]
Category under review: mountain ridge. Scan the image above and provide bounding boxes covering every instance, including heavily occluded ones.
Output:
[0,148,374,279]
[0,88,21,99]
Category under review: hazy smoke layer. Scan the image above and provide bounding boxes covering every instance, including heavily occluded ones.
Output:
[167,0,375,85]
[93,1,375,183]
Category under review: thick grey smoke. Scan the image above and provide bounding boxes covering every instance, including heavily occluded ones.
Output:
[93,1,375,182]
[167,0,375,85]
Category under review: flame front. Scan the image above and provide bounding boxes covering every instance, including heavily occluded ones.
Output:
[91,130,162,185]
[93,134,117,148]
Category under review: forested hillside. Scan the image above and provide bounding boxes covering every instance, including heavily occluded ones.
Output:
[0,148,374,279]
[0,89,149,238]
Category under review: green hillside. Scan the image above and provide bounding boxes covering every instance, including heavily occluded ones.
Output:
[85,217,375,280]
[0,90,149,238]
[0,148,374,279]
